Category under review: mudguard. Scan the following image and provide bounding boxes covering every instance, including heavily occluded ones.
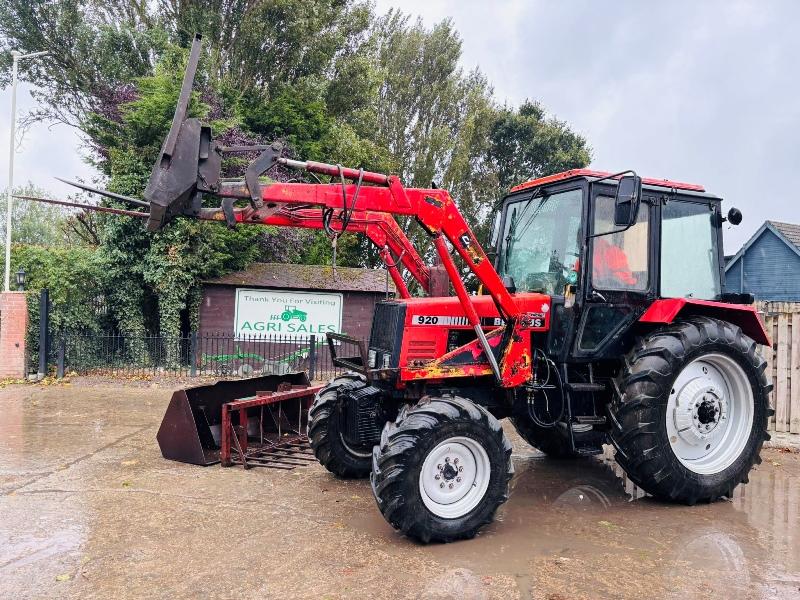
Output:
[639,298,770,346]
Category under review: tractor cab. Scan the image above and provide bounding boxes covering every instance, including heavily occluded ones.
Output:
[494,169,734,361]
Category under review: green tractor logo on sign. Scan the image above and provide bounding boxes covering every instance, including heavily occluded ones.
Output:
[280,305,307,322]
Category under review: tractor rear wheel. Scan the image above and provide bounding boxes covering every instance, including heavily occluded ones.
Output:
[308,373,373,478]
[609,317,772,504]
[371,395,513,543]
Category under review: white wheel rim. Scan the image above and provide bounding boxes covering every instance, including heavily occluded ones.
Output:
[418,436,491,519]
[665,353,754,475]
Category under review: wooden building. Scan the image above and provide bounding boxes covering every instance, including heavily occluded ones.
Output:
[725,221,800,301]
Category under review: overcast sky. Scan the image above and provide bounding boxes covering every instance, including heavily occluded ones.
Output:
[2,0,799,252]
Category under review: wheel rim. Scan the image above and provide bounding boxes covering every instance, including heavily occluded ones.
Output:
[418,436,491,519]
[665,353,754,475]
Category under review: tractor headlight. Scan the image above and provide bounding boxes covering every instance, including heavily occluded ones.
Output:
[368,349,377,368]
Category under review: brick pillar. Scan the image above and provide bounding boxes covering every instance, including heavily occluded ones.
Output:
[0,292,29,379]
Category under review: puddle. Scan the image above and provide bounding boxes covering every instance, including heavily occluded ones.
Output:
[1,383,798,599]
[348,446,800,598]
[0,525,84,570]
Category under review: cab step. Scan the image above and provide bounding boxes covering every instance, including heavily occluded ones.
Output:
[574,446,604,456]
[565,382,606,393]
[570,424,607,456]
[575,415,607,425]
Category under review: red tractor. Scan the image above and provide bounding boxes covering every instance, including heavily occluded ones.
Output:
[42,35,772,543]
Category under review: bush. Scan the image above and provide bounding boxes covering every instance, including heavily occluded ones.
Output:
[11,245,110,359]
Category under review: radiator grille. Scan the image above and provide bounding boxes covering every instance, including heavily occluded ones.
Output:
[369,301,406,352]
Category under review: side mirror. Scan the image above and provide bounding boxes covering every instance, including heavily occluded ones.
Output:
[727,207,742,226]
[614,174,642,227]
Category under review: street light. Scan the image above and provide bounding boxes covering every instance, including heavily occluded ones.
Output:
[15,267,25,291]
[3,49,49,293]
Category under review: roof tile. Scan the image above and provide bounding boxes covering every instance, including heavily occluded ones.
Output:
[768,221,800,250]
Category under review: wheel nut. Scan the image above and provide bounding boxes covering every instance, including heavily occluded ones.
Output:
[440,482,444,488]
[456,477,461,483]
[454,458,459,464]
[459,466,463,472]
[449,483,453,489]
[437,464,442,470]
[435,474,440,480]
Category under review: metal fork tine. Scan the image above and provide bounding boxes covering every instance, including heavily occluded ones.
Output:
[54,177,150,208]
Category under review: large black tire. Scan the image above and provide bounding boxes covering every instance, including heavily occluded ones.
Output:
[371,395,513,543]
[308,373,373,478]
[510,415,579,458]
[609,316,772,504]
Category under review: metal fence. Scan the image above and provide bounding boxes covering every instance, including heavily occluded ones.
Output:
[55,332,357,382]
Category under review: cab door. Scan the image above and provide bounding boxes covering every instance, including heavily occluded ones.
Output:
[573,187,657,359]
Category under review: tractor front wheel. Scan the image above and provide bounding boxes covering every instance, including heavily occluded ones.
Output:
[609,317,772,504]
[371,395,513,543]
[308,373,374,478]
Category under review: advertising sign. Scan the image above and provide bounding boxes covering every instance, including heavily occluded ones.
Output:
[234,288,343,340]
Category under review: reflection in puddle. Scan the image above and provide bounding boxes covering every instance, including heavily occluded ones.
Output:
[599,445,647,500]
[0,525,84,570]
[349,444,800,598]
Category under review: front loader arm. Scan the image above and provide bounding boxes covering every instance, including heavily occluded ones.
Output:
[208,175,530,386]
[214,178,520,317]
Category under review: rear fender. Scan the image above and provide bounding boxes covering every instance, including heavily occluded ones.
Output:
[639,298,770,346]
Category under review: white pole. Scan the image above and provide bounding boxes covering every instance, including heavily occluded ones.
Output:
[3,52,19,292]
[3,50,48,292]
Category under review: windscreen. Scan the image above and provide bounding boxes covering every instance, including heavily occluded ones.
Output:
[498,189,582,294]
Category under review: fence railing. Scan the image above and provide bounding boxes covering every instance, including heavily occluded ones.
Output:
[758,302,800,434]
[54,332,359,382]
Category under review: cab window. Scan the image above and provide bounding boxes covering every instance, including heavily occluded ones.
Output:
[591,196,649,292]
[661,200,720,299]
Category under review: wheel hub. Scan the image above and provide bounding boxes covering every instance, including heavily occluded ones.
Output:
[697,398,719,425]
[440,459,459,481]
[673,378,728,445]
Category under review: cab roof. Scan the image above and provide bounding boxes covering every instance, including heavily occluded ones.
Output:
[510,169,705,194]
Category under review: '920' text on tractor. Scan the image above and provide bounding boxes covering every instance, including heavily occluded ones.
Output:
[38,35,772,543]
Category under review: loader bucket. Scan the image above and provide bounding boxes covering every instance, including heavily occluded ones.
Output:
[157,372,312,465]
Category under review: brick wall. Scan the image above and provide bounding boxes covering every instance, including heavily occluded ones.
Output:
[198,285,383,341]
[0,292,29,379]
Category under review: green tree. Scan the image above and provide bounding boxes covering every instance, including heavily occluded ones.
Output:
[0,1,593,330]
[0,183,67,247]
[10,243,108,358]
[360,13,591,261]
[489,100,592,192]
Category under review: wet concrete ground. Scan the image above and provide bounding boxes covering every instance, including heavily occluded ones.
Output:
[1,381,799,600]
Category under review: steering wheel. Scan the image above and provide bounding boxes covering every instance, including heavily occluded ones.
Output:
[524,272,556,294]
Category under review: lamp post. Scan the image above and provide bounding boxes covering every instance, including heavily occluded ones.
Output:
[3,49,49,292]
[15,267,25,291]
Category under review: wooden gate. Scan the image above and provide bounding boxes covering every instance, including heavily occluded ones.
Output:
[759,301,800,434]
